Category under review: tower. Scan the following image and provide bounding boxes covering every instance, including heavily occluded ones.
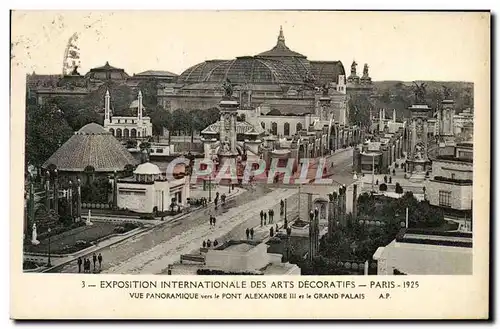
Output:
[137,90,143,121]
[440,100,455,137]
[104,89,111,125]
[407,83,432,182]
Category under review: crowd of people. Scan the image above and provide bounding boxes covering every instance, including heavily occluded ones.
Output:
[77,253,103,274]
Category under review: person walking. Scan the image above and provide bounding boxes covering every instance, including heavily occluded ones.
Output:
[207,239,212,248]
[260,210,264,222]
[98,253,103,270]
[213,240,219,247]
[77,257,82,273]
[269,209,274,223]
[221,194,226,205]
[275,223,279,233]
[280,199,284,216]
[270,226,274,237]
[209,215,213,226]
[212,216,217,226]
[202,240,206,248]
[84,258,89,273]
[245,228,250,240]
[92,253,97,272]
[263,212,267,225]
[250,228,254,240]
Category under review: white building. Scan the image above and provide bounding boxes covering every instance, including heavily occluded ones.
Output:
[453,108,474,136]
[104,90,153,139]
[373,229,472,275]
[168,240,301,275]
[426,143,473,211]
[116,162,190,213]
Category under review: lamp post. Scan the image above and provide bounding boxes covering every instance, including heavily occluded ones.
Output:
[284,199,288,229]
[47,227,52,267]
[208,177,212,202]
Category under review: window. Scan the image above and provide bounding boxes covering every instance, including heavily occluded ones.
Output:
[451,173,456,179]
[156,149,164,153]
[284,122,290,136]
[438,191,452,208]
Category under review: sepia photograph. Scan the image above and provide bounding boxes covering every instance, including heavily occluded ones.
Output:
[10,9,490,319]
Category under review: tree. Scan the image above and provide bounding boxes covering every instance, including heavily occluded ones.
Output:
[379,183,388,192]
[172,109,189,136]
[25,103,74,168]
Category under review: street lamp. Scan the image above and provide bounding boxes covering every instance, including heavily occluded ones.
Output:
[47,227,52,267]
[284,199,288,229]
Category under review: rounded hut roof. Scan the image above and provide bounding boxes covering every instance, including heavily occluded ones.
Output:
[133,162,162,175]
[42,123,138,172]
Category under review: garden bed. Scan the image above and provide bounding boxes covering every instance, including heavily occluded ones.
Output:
[24,221,140,255]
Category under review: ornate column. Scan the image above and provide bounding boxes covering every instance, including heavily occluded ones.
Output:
[44,171,50,210]
[68,180,73,219]
[76,178,82,221]
[53,169,59,217]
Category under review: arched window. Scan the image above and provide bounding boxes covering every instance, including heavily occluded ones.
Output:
[109,128,115,136]
[296,122,303,133]
[130,128,137,138]
[123,128,130,138]
[284,122,290,136]
[116,128,122,138]
[271,122,278,135]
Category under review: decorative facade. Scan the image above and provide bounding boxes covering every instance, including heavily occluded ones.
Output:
[116,162,190,214]
[104,90,153,139]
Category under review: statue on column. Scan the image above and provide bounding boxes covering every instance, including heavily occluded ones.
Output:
[413,82,427,104]
[362,64,369,78]
[350,61,358,76]
[442,85,452,100]
[222,78,234,99]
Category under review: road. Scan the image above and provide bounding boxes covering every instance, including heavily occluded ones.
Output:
[50,149,354,274]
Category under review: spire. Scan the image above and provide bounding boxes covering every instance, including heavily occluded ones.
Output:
[104,89,111,123]
[137,90,143,120]
[277,26,285,46]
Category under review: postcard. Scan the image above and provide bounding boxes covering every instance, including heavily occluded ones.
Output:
[10,10,490,319]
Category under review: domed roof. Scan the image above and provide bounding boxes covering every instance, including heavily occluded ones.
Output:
[42,123,138,172]
[179,57,304,85]
[134,162,162,175]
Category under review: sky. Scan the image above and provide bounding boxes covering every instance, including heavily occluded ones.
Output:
[11,11,489,82]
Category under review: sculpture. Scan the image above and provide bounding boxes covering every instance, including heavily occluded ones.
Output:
[351,61,358,76]
[413,82,427,104]
[222,78,234,99]
[363,64,369,77]
[414,144,423,160]
[31,223,40,245]
[442,85,452,100]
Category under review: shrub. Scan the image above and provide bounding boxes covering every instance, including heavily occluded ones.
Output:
[114,226,126,234]
[379,183,388,192]
[139,214,155,220]
[395,183,403,194]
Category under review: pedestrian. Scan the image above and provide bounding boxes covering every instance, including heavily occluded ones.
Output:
[376,179,379,185]
[280,199,284,216]
[245,228,250,240]
[260,217,263,227]
[384,175,387,183]
[214,240,219,247]
[260,210,264,222]
[393,168,396,176]
[98,253,103,270]
[268,209,273,224]
[276,223,279,233]
[209,216,213,226]
[263,212,267,225]
[250,228,254,240]
[202,240,206,248]
[214,198,218,210]
[92,253,97,272]
[389,176,392,184]
[221,194,226,205]
[77,257,82,273]
[270,226,274,237]
[207,239,212,248]
[84,259,89,273]
[213,216,217,226]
